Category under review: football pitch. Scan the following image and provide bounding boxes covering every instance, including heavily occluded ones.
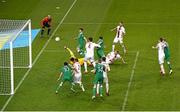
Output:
[0,0,180,111]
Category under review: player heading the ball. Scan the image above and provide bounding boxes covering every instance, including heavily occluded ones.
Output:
[74,28,86,57]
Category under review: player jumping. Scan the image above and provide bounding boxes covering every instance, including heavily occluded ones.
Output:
[111,22,126,54]
[152,38,166,75]
[40,15,52,37]
[163,38,173,74]
[75,28,86,56]
[84,37,100,73]
[56,62,75,94]
[96,36,105,59]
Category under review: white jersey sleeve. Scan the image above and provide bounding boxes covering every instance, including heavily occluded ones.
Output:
[121,27,126,35]
[93,43,100,48]
[85,42,100,57]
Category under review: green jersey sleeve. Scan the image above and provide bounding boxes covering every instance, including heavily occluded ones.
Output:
[97,39,104,49]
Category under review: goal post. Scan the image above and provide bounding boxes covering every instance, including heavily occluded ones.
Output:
[0,19,32,95]
[10,41,14,95]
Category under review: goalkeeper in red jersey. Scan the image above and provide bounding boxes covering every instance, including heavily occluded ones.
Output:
[40,15,52,37]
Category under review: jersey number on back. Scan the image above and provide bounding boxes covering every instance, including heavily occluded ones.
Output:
[64,67,69,72]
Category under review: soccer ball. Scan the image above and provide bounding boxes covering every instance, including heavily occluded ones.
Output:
[55,37,60,41]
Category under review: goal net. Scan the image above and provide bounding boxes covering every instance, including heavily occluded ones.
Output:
[0,19,32,95]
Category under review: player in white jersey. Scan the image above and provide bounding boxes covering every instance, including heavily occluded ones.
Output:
[84,37,100,73]
[152,38,166,75]
[111,22,126,54]
[106,50,126,64]
[72,58,85,91]
[102,57,110,96]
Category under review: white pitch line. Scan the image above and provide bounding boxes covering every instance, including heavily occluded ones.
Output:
[121,51,139,111]
[1,0,77,111]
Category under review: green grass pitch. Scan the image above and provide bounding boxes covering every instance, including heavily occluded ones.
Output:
[0,0,180,111]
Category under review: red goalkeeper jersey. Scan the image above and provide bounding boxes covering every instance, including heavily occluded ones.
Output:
[41,17,52,26]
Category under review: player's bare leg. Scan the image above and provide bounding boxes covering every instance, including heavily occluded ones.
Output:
[99,84,103,97]
[167,61,173,75]
[77,47,80,53]
[92,84,97,99]
[160,64,165,76]
[56,82,63,94]
[96,83,99,96]
[105,78,109,96]
[120,43,126,54]
[121,57,126,64]
[84,61,88,73]
[106,83,109,96]
[70,82,75,92]
[79,82,85,92]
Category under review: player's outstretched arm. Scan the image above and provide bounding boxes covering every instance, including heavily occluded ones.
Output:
[64,46,75,58]
[152,45,158,49]
[84,37,87,43]
[111,27,117,31]
[94,43,101,48]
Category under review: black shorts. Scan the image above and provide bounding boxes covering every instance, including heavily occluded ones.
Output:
[42,22,50,28]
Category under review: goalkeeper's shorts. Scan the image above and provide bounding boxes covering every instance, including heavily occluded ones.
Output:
[42,22,50,28]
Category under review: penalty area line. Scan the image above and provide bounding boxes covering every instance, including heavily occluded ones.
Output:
[121,51,139,111]
[1,0,77,111]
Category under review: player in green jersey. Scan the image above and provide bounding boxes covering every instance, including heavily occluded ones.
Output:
[163,39,173,74]
[56,62,75,94]
[91,59,105,99]
[75,28,86,57]
[96,36,105,59]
